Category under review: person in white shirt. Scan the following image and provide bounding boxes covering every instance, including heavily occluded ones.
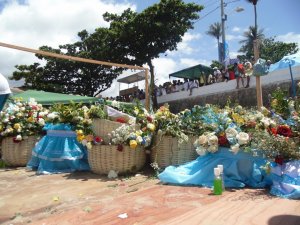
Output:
[0,73,11,111]
[183,78,189,91]
[188,79,199,96]
[213,67,222,83]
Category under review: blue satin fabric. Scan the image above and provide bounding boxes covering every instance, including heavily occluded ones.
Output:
[0,94,9,111]
[158,147,272,188]
[27,123,90,174]
[270,161,300,199]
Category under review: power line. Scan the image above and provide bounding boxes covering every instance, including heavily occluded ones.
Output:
[195,6,220,23]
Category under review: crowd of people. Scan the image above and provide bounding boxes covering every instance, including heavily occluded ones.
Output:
[105,58,272,102]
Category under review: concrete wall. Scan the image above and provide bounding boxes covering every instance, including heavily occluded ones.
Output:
[157,66,300,113]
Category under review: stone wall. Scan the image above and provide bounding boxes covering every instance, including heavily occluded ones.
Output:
[160,80,299,113]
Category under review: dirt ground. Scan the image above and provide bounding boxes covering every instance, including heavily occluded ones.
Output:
[1,167,300,225]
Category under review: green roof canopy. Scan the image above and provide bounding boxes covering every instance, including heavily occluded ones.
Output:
[13,90,98,105]
[169,64,214,80]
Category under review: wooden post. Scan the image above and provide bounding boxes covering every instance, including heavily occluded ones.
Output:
[253,39,263,110]
[0,41,151,109]
[144,68,150,111]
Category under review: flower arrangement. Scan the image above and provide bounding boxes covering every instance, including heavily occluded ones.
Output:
[109,124,152,150]
[47,102,102,149]
[0,98,48,142]
[154,104,188,144]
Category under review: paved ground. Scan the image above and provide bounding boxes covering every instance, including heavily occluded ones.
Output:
[1,167,300,225]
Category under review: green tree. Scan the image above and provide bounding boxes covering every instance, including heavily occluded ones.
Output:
[238,26,265,59]
[103,0,203,109]
[11,29,124,97]
[206,22,222,62]
[260,37,298,63]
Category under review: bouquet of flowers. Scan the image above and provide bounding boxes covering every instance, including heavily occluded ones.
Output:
[109,124,152,151]
[0,98,48,142]
[47,102,103,149]
[154,104,188,144]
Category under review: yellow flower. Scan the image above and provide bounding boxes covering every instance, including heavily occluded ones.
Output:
[76,130,84,135]
[147,123,155,132]
[77,134,85,142]
[27,117,34,123]
[271,99,278,108]
[232,113,244,125]
[129,140,138,149]
[13,123,21,130]
[0,125,2,132]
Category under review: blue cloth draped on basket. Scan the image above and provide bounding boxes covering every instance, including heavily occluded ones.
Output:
[270,161,300,199]
[159,147,272,188]
[27,123,90,174]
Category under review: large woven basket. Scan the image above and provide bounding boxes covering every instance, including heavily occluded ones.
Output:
[1,136,39,167]
[92,119,140,144]
[87,145,146,175]
[151,135,198,169]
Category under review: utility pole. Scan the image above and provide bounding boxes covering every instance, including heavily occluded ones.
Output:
[221,0,226,65]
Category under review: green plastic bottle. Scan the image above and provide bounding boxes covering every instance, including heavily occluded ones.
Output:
[213,167,223,195]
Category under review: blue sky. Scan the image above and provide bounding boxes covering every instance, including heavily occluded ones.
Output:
[0,0,299,97]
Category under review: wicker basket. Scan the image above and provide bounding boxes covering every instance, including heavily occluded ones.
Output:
[87,145,146,175]
[92,119,140,144]
[151,135,198,169]
[1,136,39,167]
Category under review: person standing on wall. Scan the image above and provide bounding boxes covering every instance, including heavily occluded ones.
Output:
[234,63,244,89]
[0,73,11,111]
[244,61,253,88]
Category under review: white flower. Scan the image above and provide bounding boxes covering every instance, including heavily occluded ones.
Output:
[38,118,45,126]
[81,139,87,146]
[15,134,22,141]
[207,144,218,153]
[230,143,240,154]
[198,135,208,145]
[136,136,143,144]
[86,142,92,150]
[108,170,118,179]
[207,134,218,146]
[225,127,238,138]
[236,132,250,145]
[196,146,207,156]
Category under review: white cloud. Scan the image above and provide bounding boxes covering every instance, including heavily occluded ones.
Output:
[232,26,241,33]
[168,32,202,56]
[276,32,300,49]
[226,34,243,41]
[180,58,211,67]
[0,0,135,86]
[229,51,240,59]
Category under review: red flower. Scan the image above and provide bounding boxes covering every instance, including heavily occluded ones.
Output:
[146,116,153,123]
[218,134,228,146]
[12,137,21,143]
[275,155,284,165]
[117,144,123,152]
[270,127,277,136]
[277,125,292,137]
[116,117,126,123]
[94,136,103,144]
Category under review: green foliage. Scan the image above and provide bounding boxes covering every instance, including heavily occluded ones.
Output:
[270,87,290,119]
[238,26,265,58]
[210,60,223,70]
[11,29,124,97]
[260,37,298,63]
[103,0,203,108]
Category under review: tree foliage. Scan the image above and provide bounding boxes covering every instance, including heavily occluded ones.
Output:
[259,37,299,63]
[103,0,203,108]
[206,22,222,62]
[12,29,124,97]
[238,26,265,59]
